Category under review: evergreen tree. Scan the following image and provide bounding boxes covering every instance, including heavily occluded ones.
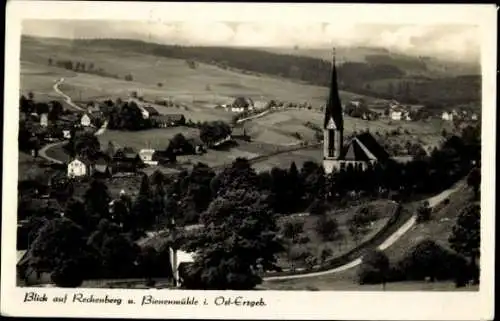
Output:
[183,189,283,290]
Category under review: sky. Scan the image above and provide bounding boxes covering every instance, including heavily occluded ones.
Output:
[22,20,480,62]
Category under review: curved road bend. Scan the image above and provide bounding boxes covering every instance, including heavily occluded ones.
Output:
[263,182,463,281]
[39,78,108,164]
[53,78,85,112]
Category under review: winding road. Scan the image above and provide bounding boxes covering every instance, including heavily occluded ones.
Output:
[262,182,463,281]
[53,78,85,112]
[38,78,108,164]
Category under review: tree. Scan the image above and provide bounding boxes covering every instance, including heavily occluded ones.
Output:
[48,100,63,122]
[348,206,377,241]
[416,200,432,223]
[448,204,480,267]
[282,220,303,243]
[84,179,111,224]
[308,198,327,216]
[66,132,101,160]
[87,219,140,278]
[314,216,339,242]
[210,158,259,196]
[30,218,98,281]
[357,249,390,289]
[168,133,193,155]
[64,198,90,231]
[467,168,481,200]
[396,239,467,282]
[199,121,231,147]
[182,189,283,290]
[20,95,33,115]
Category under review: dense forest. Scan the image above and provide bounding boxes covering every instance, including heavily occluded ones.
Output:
[41,37,481,109]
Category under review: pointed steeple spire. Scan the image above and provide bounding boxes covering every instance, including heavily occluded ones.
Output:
[323,47,343,130]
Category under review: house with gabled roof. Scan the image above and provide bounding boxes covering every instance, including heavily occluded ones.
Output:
[67,157,91,178]
[112,147,143,173]
[151,114,186,128]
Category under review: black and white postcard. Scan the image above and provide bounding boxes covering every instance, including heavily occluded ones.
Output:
[1,2,496,320]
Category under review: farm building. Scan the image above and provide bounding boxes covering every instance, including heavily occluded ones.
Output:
[322,50,390,174]
[93,154,111,177]
[112,147,143,173]
[151,114,186,127]
[67,157,90,178]
[80,112,103,127]
[139,149,158,166]
[231,96,255,113]
[442,111,454,121]
[152,150,176,164]
[62,129,72,139]
[40,113,48,127]
[143,106,160,117]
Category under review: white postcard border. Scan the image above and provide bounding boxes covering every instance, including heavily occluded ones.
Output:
[2,2,496,320]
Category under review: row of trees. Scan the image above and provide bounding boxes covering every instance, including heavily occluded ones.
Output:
[20,94,65,121]
[20,175,179,286]
[48,58,122,79]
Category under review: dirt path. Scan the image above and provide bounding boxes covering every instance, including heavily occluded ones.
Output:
[38,78,109,164]
[53,78,85,112]
[263,182,463,281]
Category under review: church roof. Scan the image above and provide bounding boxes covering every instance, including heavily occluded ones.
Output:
[340,132,390,161]
[323,50,343,130]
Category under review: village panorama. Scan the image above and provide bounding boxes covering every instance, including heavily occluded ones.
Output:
[17,23,481,291]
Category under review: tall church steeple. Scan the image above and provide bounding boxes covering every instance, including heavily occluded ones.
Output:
[323,48,344,160]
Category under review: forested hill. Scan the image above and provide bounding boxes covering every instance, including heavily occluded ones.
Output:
[22,36,481,109]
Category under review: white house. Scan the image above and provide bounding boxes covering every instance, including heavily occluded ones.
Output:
[62,130,72,139]
[81,114,92,127]
[442,111,454,121]
[390,110,403,121]
[67,158,88,178]
[471,113,479,121]
[139,149,158,166]
[231,106,246,113]
[40,113,48,127]
[170,249,195,287]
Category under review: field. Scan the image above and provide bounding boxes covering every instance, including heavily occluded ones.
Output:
[247,108,453,151]
[98,127,200,151]
[20,36,379,119]
[382,181,474,263]
[276,200,398,271]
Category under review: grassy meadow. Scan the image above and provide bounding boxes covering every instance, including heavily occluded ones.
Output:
[276,200,398,271]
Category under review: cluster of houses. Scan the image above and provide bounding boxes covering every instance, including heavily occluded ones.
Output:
[386,100,414,121]
[129,98,186,127]
[441,109,479,122]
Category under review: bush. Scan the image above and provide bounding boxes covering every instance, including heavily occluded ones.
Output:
[282,220,303,242]
[315,217,339,242]
[394,239,467,282]
[357,249,390,285]
[297,234,310,244]
[51,260,84,288]
[416,201,432,223]
[308,199,327,216]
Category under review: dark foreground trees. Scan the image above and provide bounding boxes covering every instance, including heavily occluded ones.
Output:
[182,189,283,290]
[357,249,390,289]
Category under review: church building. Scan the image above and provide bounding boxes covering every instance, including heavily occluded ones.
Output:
[323,50,390,174]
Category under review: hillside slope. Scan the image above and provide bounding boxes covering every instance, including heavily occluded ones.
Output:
[22,36,481,109]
